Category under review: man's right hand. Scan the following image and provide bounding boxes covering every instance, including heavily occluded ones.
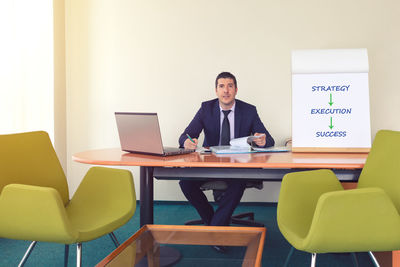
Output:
[184,138,198,149]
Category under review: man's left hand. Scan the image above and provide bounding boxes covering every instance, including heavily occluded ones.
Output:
[253,132,266,147]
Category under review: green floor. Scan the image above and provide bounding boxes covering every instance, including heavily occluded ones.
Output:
[0,202,375,267]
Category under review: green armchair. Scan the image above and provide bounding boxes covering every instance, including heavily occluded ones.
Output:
[277,130,400,267]
[0,131,137,267]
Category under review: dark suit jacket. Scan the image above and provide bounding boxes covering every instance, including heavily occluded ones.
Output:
[179,98,274,148]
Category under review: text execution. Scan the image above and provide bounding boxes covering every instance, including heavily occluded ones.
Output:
[311,108,352,115]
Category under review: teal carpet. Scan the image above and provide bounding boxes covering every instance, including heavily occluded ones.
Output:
[0,202,375,267]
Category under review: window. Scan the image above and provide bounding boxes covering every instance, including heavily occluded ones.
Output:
[0,0,54,138]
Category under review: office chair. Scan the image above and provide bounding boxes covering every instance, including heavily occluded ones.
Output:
[277,130,400,267]
[0,131,137,267]
[185,180,265,227]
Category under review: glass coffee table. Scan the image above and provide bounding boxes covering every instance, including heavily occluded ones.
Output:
[96,225,266,267]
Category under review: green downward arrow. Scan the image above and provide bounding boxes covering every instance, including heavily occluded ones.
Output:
[329,117,334,129]
[329,93,334,106]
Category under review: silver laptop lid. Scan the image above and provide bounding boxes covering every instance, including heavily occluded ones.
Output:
[115,112,164,155]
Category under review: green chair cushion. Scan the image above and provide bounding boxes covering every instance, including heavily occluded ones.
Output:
[0,184,78,243]
[305,187,400,253]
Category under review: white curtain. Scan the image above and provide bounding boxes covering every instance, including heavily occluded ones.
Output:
[0,0,54,139]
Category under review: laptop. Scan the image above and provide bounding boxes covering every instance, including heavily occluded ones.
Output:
[115,112,196,156]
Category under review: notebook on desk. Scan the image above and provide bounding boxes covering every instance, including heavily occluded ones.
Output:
[115,112,195,156]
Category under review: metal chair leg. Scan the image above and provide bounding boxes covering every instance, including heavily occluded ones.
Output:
[109,232,120,247]
[64,244,69,267]
[18,241,37,267]
[368,251,381,267]
[76,243,82,267]
[283,246,295,267]
[351,252,359,267]
[311,253,317,267]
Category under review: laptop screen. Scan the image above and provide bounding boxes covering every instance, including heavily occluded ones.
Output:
[115,112,165,155]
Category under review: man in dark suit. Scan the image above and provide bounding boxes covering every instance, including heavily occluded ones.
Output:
[178,72,274,229]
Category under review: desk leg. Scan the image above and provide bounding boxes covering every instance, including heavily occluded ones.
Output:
[138,167,181,267]
[140,166,154,227]
[135,166,181,267]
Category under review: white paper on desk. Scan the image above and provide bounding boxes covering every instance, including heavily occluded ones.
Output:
[210,135,265,154]
[229,135,263,148]
[229,135,290,153]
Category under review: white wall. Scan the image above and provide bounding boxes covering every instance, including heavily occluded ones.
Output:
[65,0,400,201]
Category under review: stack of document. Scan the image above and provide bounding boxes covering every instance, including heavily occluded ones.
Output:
[210,136,290,154]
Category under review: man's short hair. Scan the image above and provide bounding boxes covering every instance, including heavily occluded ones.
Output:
[215,72,237,88]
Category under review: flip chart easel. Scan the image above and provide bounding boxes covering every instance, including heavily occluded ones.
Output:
[291,49,371,153]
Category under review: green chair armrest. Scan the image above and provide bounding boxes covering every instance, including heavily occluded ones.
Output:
[0,184,78,243]
[67,166,136,242]
[277,169,343,247]
[304,188,400,253]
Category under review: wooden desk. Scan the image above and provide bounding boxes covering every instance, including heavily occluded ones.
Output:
[73,149,367,226]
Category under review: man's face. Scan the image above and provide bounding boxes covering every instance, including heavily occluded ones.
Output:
[215,78,237,109]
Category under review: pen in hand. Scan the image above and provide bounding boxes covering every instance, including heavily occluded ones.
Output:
[185,134,198,149]
[186,134,195,143]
